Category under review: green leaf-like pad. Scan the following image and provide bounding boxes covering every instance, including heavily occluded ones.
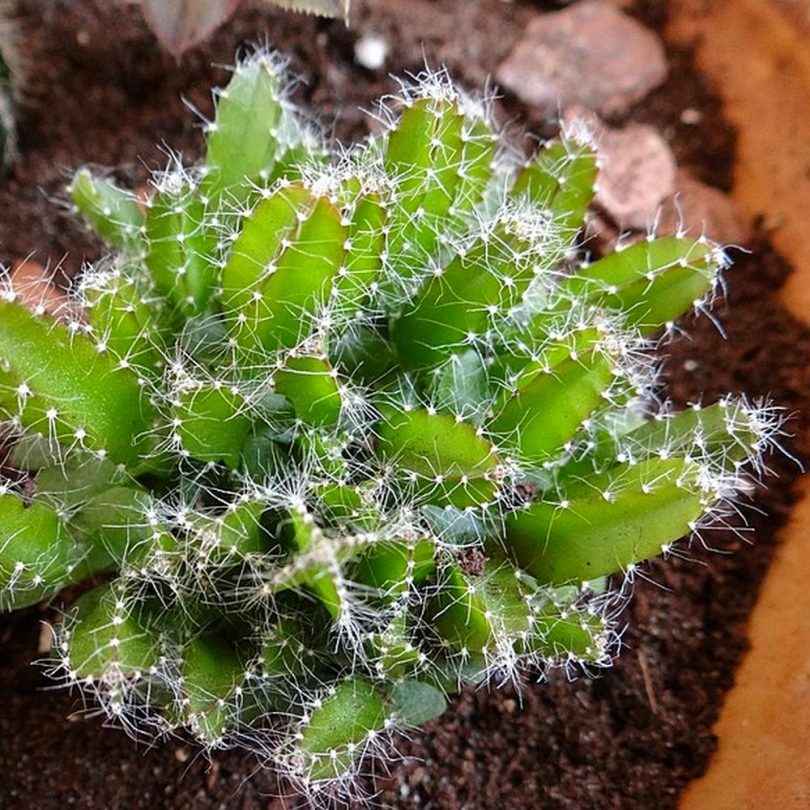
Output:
[0,300,154,468]
[81,271,164,371]
[145,185,218,317]
[71,169,145,251]
[489,336,615,465]
[221,185,346,355]
[182,634,246,743]
[296,677,388,781]
[427,563,492,651]
[67,582,159,679]
[203,55,284,201]
[0,493,76,608]
[388,678,447,727]
[376,405,499,506]
[351,538,435,596]
[560,237,720,333]
[173,383,252,468]
[275,354,342,428]
[391,228,535,370]
[333,191,386,317]
[504,457,707,584]
[382,95,496,295]
[511,136,598,233]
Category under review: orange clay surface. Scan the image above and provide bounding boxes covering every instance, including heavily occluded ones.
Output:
[670,2,810,808]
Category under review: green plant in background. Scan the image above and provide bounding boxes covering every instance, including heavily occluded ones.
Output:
[0,52,779,799]
[0,0,21,168]
[132,0,350,56]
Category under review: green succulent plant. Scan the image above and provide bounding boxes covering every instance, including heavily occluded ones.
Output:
[0,53,778,798]
[0,0,21,168]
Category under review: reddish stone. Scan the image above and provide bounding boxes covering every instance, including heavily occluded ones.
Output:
[496,0,667,117]
[658,170,753,245]
[594,121,677,231]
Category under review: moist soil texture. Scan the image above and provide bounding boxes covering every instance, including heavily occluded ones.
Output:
[1,1,808,808]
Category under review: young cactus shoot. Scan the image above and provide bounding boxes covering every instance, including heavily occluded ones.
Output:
[0,52,780,800]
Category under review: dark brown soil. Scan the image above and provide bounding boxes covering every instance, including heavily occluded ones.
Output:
[1,1,808,808]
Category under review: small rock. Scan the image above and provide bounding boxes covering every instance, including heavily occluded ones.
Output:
[173,746,190,763]
[9,260,72,319]
[564,108,676,251]
[409,766,429,786]
[496,0,667,117]
[658,170,752,245]
[680,107,703,125]
[354,33,388,70]
[594,121,677,231]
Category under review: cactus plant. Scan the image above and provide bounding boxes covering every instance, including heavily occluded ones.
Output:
[0,53,780,800]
